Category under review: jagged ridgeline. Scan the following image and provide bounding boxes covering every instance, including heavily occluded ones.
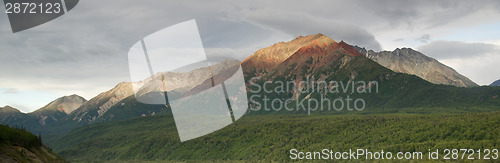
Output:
[356,46,478,88]
[2,34,499,134]
[242,34,500,115]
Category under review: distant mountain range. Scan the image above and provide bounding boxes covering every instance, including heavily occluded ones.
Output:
[31,95,86,126]
[491,79,500,86]
[0,58,242,134]
[45,34,500,161]
[243,34,370,100]
[2,34,498,130]
[243,34,477,88]
[242,34,337,77]
[0,105,37,128]
[1,34,499,160]
[0,95,86,130]
[355,47,478,87]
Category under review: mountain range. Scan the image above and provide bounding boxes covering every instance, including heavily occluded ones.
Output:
[45,34,500,161]
[67,82,134,124]
[242,34,498,114]
[2,34,499,131]
[0,95,86,131]
[1,34,499,161]
[0,58,244,134]
[0,105,37,128]
[2,34,499,125]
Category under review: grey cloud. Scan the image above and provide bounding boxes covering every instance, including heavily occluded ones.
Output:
[239,10,382,50]
[393,38,405,42]
[1,0,500,100]
[418,40,498,59]
[415,34,431,43]
[0,0,279,99]
[3,88,19,94]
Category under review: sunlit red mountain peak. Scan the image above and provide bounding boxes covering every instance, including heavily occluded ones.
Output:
[242,34,362,77]
[242,34,336,74]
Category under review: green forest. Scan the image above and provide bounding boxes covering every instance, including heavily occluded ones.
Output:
[0,124,42,149]
[50,111,500,162]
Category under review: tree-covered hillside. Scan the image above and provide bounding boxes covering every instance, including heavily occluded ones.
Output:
[0,124,65,162]
[53,112,500,162]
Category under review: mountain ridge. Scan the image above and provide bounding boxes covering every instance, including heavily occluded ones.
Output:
[2,34,500,152]
[66,82,134,124]
[36,34,500,162]
[356,46,478,87]
[0,105,21,113]
[243,34,499,115]
[0,106,39,129]
[32,94,87,114]
[29,94,87,126]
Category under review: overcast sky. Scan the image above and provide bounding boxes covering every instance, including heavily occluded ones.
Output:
[1,0,500,113]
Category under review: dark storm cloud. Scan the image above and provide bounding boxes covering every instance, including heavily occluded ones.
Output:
[0,0,279,98]
[418,41,498,59]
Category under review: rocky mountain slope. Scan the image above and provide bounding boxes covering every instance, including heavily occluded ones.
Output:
[356,47,478,87]
[61,58,241,125]
[29,95,86,126]
[242,34,499,114]
[133,59,241,99]
[490,79,500,86]
[0,106,25,123]
[0,59,244,137]
[242,34,337,78]
[0,95,87,131]
[66,82,134,124]
[2,34,499,149]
